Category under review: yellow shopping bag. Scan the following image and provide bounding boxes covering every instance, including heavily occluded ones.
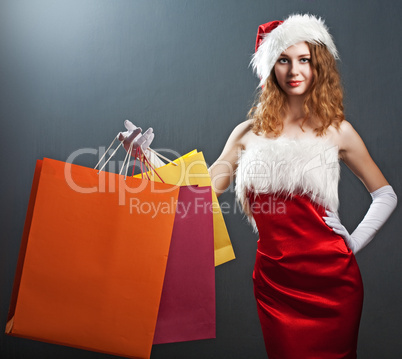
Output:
[135,150,235,266]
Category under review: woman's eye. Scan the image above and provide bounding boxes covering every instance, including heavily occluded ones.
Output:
[278,58,288,64]
[300,58,310,63]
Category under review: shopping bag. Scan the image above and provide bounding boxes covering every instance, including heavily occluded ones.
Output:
[6,158,180,359]
[153,185,215,344]
[135,150,235,266]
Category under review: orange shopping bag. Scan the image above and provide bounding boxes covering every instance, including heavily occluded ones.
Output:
[6,158,180,359]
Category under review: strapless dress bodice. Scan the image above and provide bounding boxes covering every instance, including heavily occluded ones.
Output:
[235,136,340,229]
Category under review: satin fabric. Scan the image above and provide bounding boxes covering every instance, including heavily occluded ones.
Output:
[250,193,364,359]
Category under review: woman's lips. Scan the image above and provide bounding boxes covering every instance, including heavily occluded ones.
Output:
[287,81,302,87]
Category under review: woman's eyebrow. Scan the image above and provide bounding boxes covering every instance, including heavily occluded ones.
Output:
[279,54,311,58]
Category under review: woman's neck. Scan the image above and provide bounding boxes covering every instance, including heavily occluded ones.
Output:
[283,95,307,124]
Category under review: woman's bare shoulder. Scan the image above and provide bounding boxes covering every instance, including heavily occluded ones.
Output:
[325,120,358,149]
[228,119,255,148]
[337,120,356,136]
[233,119,254,134]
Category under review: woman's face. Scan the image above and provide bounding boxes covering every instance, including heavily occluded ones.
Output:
[274,41,313,98]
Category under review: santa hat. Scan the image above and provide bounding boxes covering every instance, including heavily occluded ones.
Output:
[250,14,339,87]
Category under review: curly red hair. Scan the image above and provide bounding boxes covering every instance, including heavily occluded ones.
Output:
[249,42,345,136]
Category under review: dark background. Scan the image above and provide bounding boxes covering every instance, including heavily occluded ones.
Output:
[1,0,401,358]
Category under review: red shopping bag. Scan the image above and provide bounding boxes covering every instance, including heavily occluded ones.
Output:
[6,158,180,359]
[153,185,215,344]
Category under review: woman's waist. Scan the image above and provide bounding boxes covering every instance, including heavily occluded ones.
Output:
[249,192,351,256]
[248,191,328,218]
[249,193,335,237]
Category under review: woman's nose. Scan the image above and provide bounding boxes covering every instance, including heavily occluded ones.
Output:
[288,61,299,75]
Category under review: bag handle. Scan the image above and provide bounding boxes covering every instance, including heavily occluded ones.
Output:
[94,132,175,181]
[130,147,165,183]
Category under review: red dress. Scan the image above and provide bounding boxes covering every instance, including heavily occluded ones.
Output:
[236,137,364,359]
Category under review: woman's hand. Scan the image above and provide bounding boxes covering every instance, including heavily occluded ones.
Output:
[323,185,397,254]
[118,120,167,169]
[323,210,354,251]
[118,120,154,156]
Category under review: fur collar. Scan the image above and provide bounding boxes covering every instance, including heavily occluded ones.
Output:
[235,136,340,228]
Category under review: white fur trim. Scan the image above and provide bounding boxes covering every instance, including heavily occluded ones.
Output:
[251,14,339,87]
[235,136,340,231]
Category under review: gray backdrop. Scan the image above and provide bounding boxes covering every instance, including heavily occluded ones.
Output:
[1,0,401,358]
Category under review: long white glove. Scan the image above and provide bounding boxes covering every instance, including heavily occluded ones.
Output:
[118,120,165,168]
[323,185,397,254]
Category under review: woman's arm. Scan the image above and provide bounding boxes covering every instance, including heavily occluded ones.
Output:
[338,121,389,191]
[208,120,252,197]
[324,121,397,253]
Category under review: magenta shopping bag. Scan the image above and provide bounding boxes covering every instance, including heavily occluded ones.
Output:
[153,185,215,344]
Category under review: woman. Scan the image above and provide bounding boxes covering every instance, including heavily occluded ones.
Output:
[208,14,397,359]
[121,13,397,359]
